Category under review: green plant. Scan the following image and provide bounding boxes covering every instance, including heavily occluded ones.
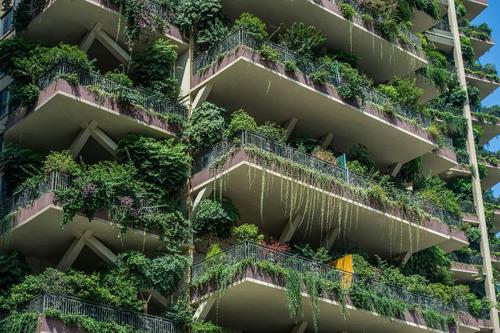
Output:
[257,121,288,143]
[233,224,264,243]
[259,43,280,62]
[339,3,356,20]
[194,198,239,240]
[401,247,453,285]
[196,18,231,50]
[311,146,338,165]
[278,22,325,60]
[191,321,223,333]
[130,38,180,101]
[185,102,227,152]
[283,59,299,73]
[226,109,258,137]
[175,0,224,33]
[117,134,191,196]
[0,252,28,294]
[41,151,80,176]
[232,12,268,39]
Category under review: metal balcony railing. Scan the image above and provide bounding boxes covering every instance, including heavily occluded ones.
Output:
[23,293,180,333]
[460,200,476,215]
[193,242,464,316]
[194,131,463,228]
[192,29,431,127]
[38,62,187,120]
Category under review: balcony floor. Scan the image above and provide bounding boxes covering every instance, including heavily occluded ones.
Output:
[450,262,484,283]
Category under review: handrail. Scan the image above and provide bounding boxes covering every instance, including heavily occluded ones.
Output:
[192,29,431,127]
[193,131,463,228]
[38,61,187,120]
[23,293,180,333]
[192,241,466,316]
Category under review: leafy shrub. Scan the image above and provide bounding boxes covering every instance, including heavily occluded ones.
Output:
[41,151,80,176]
[192,321,223,333]
[259,44,280,62]
[196,18,230,50]
[414,175,461,215]
[186,102,227,152]
[283,59,299,72]
[278,22,325,60]
[130,38,179,100]
[401,247,453,284]
[347,144,376,171]
[337,61,365,99]
[232,12,268,38]
[194,198,239,240]
[175,0,224,32]
[0,252,28,294]
[227,109,257,137]
[292,244,332,264]
[339,3,356,20]
[233,224,264,243]
[117,134,191,195]
[257,121,288,143]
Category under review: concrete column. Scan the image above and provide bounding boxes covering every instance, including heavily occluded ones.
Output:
[448,1,499,330]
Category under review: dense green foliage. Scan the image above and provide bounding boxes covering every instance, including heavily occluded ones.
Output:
[401,247,452,284]
[0,144,44,195]
[194,198,239,240]
[186,102,227,152]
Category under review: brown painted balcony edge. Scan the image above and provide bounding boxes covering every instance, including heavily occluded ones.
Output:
[192,265,462,332]
[6,78,180,135]
[191,149,468,244]
[192,46,437,146]
[435,146,458,164]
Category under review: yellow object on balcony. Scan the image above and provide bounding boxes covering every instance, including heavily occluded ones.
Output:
[333,254,353,288]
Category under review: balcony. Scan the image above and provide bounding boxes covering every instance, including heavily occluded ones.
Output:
[15,0,187,64]
[449,253,484,283]
[460,201,479,225]
[4,62,186,158]
[0,171,164,265]
[422,137,459,176]
[192,241,479,333]
[21,293,179,333]
[192,30,438,170]
[219,0,427,83]
[192,131,468,258]
[481,161,500,190]
[463,0,488,21]
[465,66,500,101]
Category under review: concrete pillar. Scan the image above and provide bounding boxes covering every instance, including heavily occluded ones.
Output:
[448,1,499,330]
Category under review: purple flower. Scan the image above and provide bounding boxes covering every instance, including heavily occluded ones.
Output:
[119,196,134,208]
[82,184,96,197]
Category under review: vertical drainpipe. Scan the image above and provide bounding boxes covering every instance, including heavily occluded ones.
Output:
[448,0,499,329]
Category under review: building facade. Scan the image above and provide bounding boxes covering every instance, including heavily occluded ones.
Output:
[0,0,499,332]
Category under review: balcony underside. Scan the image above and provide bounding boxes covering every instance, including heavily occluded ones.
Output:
[464,0,488,21]
[491,257,500,270]
[450,262,483,283]
[1,192,163,265]
[21,0,187,67]
[191,153,468,258]
[466,74,500,101]
[482,164,500,189]
[470,37,494,59]
[194,276,476,333]
[220,0,427,83]
[193,51,436,170]
[475,118,500,145]
[425,30,454,54]
[4,79,177,158]
[422,149,459,176]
